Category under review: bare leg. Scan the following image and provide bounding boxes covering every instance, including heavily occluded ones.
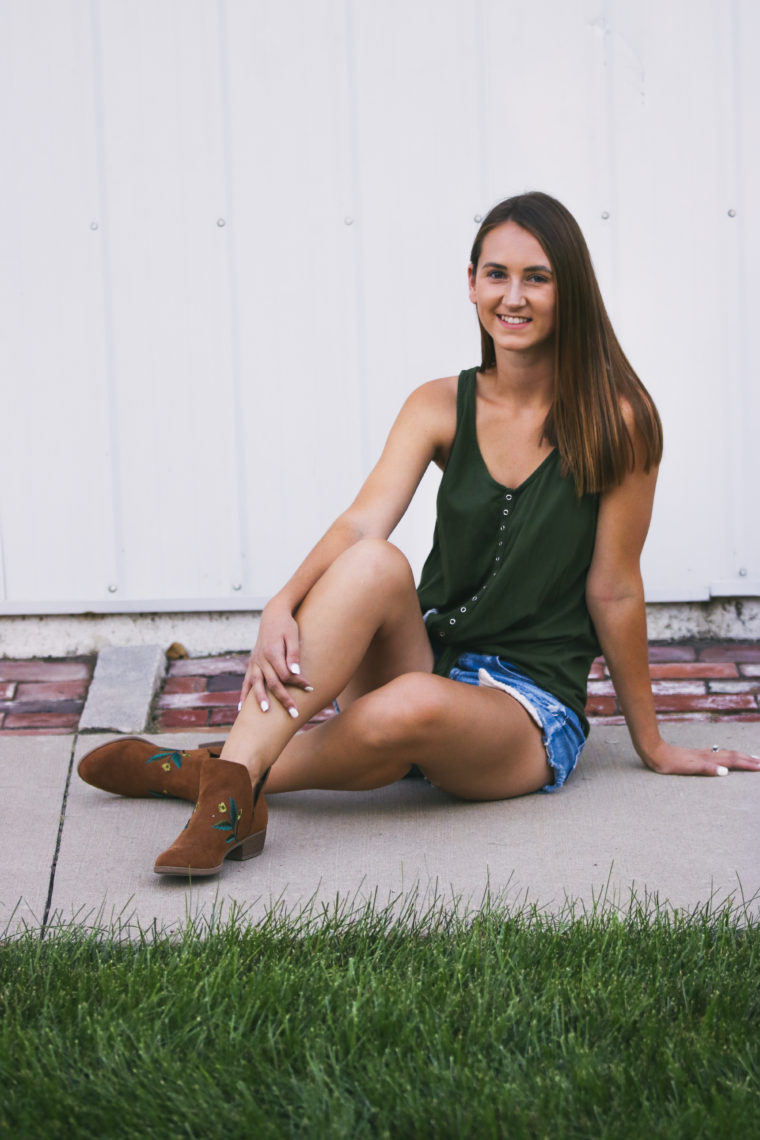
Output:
[220,539,433,782]
[265,672,551,800]
[218,538,550,800]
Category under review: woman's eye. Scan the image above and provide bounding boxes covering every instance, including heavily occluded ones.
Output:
[528,274,549,284]
[487,270,505,279]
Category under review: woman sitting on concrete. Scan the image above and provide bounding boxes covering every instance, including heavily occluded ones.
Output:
[79,191,760,876]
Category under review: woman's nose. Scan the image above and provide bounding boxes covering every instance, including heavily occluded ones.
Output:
[504,278,525,306]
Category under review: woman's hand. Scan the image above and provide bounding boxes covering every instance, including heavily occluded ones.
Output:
[239,601,313,717]
[641,739,760,777]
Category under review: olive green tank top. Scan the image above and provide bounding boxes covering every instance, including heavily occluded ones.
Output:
[416,367,600,734]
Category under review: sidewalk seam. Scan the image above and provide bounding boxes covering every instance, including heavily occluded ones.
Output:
[40,733,77,938]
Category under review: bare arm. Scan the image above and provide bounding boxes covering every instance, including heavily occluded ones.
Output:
[586,420,760,778]
[242,377,456,710]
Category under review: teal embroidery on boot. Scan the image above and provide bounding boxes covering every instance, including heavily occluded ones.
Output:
[146,749,185,770]
[212,798,241,844]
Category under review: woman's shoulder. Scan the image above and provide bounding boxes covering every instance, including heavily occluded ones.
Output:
[397,374,461,466]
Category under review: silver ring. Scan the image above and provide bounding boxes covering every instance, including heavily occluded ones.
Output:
[711,745,719,753]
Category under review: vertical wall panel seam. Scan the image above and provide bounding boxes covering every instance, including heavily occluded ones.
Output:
[90,0,125,596]
[474,0,489,209]
[344,0,370,471]
[217,0,249,594]
[728,0,747,577]
[602,0,618,313]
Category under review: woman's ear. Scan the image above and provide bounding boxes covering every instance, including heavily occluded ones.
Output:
[467,263,477,304]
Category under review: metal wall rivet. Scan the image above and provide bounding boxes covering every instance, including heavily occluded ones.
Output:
[601,211,610,220]
[232,583,242,591]
[90,222,99,231]
[474,214,482,223]
[217,218,226,227]
[738,567,748,576]
[344,216,354,226]
[728,209,737,218]
[107,584,117,593]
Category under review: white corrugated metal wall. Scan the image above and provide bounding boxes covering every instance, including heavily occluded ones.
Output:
[1,0,758,615]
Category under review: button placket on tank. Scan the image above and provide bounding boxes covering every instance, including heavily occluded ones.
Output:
[441,488,517,627]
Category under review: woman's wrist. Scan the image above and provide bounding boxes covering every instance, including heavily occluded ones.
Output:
[633,733,670,772]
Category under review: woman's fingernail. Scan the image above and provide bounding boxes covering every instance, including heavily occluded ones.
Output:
[237,701,242,712]
[260,700,269,713]
[305,686,314,692]
[716,765,729,776]
[288,706,299,719]
[290,663,301,675]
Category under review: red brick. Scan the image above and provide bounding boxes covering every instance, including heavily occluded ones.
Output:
[157,691,240,710]
[739,664,760,678]
[699,644,760,663]
[0,683,16,700]
[652,693,757,712]
[15,680,89,702]
[650,681,707,695]
[647,645,697,662]
[155,709,209,728]
[0,660,93,682]
[206,674,244,694]
[209,708,236,726]
[587,681,616,696]
[707,680,760,694]
[168,655,248,678]
[161,676,207,695]
[587,715,626,725]
[718,713,760,722]
[1,699,82,715]
[4,712,79,729]
[654,712,713,722]
[585,695,617,715]
[648,662,739,680]
[0,727,74,735]
[587,662,605,680]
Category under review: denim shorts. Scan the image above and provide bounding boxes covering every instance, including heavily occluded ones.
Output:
[447,652,586,793]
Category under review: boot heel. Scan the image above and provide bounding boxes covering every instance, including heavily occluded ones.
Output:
[229,828,267,861]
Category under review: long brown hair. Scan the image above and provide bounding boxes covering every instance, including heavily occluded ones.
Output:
[470,191,663,495]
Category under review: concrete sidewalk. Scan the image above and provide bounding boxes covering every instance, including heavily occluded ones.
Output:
[2,723,758,938]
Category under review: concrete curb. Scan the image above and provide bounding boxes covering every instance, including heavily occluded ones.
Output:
[79,645,166,733]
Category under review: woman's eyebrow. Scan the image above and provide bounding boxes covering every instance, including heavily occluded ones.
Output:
[482,260,553,274]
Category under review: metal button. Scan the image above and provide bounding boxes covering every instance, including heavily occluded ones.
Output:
[495,556,500,561]
[505,494,513,501]
[500,525,505,531]
[438,632,445,639]
[498,542,503,547]
[449,618,456,625]
[503,509,509,515]
[460,606,467,613]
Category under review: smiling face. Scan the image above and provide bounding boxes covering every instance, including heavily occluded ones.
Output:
[468,220,557,361]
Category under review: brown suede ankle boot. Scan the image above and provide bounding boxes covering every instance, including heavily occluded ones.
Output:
[77,737,226,801]
[153,756,269,877]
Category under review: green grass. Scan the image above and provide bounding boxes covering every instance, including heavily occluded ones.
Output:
[1,896,758,1139]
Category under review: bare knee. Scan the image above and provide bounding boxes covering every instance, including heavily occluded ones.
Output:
[337,538,415,592]
[359,673,450,751]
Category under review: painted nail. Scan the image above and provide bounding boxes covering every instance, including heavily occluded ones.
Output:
[305,686,314,692]
[260,700,269,713]
[716,765,729,776]
[237,701,242,712]
[288,706,299,719]
[290,663,301,675]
